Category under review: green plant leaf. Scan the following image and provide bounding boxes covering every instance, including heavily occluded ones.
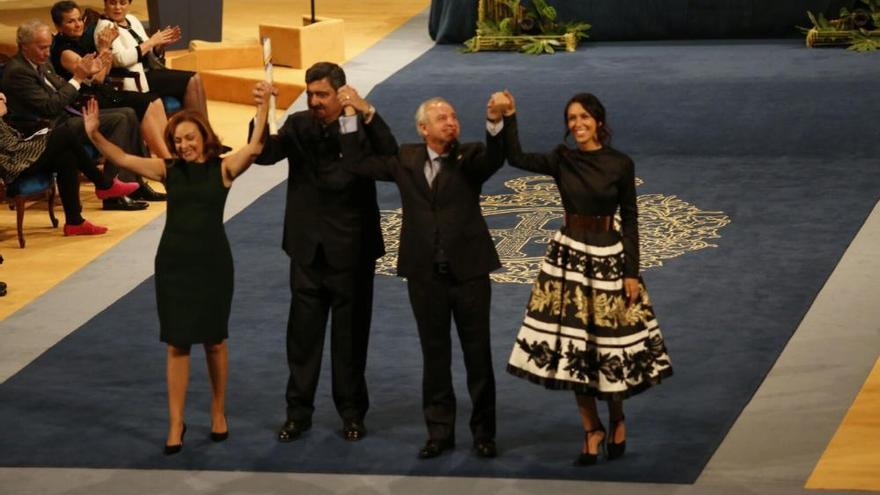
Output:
[499,17,513,35]
[462,37,478,53]
[476,20,501,35]
[530,0,557,21]
[565,21,592,40]
[519,37,561,55]
[848,29,880,51]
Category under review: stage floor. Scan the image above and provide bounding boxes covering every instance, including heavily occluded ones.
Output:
[1,3,879,494]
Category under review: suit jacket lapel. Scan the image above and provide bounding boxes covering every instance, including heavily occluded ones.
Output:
[20,55,56,93]
[41,63,65,92]
[406,146,432,199]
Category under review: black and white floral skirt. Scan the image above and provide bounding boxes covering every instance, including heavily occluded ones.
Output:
[507,229,673,400]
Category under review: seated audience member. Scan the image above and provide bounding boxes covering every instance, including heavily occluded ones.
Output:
[51,2,172,160]
[98,0,208,118]
[50,0,168,201]
[2,19,148,211]
[0,91,139,236]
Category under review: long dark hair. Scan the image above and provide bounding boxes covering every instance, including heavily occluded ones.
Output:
[563,93,612,146]
[164,110,223,160]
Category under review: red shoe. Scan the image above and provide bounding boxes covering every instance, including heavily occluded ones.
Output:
[63,220,108,236]
[95,178,140,200]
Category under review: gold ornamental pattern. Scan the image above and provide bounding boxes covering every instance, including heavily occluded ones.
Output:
[376,176,731,284]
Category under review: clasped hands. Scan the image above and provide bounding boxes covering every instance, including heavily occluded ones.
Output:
[486,90,516,123]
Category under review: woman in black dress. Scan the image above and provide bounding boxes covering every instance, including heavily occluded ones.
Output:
[50,0,171,159]
[81,83,270,454]
[500,91,673,465]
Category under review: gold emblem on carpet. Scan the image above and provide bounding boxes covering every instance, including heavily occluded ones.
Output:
[377,176,731,283]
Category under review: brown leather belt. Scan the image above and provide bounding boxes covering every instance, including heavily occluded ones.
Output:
[564,213,613,233]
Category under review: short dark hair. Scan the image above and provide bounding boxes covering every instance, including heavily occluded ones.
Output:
[165,110,224,161]
[563,93,612,146]
[305,62,346,90]
[51,1,80,25]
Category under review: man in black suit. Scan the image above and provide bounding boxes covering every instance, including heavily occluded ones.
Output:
[338,95,506,458]
[250,63,398,442]
[1,19,147,211]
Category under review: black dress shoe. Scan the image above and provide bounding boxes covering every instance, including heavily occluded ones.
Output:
[210,415,229,442]
[342,419,366,441]
[129,182,167,201]
[607,416,626,460]
[417,438,454,459]
[473,438,497,458]
[103,196,149,211]
[164,423,186,456]
[277,419,311,442]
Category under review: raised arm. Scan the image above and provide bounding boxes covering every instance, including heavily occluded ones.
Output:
[499,90,561,177]
[337,84,398,156]
[82,98,165,181]
[221,82,272,186]
[338,129,397,181]
[456,92,508,182]
[248,82,293,165]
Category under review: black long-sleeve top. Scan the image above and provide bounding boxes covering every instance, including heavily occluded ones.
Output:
[502,114,641,277]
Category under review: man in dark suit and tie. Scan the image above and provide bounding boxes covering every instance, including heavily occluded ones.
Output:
[2,19,147,211]
[250,63,398,443]
[338,95,507,459]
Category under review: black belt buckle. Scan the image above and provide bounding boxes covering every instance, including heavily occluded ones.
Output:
[433,261,450,276]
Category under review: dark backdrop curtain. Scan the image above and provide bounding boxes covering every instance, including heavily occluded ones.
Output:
[429,0,855,43]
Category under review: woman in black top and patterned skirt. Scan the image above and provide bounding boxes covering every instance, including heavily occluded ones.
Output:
[81,82,270,455]
[499,91,673,465]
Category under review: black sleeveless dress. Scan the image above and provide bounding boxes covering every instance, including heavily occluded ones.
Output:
[156,157,233,347]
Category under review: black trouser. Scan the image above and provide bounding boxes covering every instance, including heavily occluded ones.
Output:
[19,125,110,225]
[407,271,496,443]
[62,107,145,183]
[285,246,375,423]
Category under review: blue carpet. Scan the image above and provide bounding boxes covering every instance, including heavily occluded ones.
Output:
[1,40,879,483]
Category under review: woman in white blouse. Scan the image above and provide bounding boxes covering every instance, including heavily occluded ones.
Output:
[97,0,208,117]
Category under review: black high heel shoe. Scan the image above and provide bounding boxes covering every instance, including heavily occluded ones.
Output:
[211,416,229,442]
[164,423,186,455]
[574,427,606,466]
[607,415,626,460]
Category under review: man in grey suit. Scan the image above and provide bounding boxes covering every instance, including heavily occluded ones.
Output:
[338,94,507,459]
[1,19,146,210]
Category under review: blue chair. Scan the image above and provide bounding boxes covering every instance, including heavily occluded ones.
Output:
[1,174,59,248]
